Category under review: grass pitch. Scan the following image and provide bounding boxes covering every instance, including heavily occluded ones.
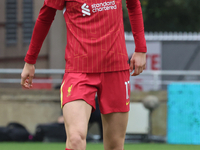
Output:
[0,143,200,150]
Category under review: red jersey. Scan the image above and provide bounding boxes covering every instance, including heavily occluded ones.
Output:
[25,0,147,73]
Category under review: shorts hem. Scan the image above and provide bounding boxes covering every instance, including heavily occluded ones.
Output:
[62,97,96,111]
[101,109,130,115]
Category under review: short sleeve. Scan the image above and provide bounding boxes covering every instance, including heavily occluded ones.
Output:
[44,0,65,10]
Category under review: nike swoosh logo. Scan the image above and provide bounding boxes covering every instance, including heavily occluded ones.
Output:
[126,102,130,105]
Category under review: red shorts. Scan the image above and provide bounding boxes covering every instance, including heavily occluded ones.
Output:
[60,70,130,114]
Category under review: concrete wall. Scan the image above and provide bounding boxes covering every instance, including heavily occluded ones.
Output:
[0,88,61,134]
[0,88,167,136]
[131,91,167,136]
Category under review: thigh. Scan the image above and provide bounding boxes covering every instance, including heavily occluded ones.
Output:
[101,112,129,150]
[98,70,130,114]
[63,100,92,138]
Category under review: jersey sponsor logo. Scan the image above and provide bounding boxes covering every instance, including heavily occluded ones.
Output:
[81,3,91,16]
[91,1,117,13]
[81,1,117,16]
[67,85,73,97]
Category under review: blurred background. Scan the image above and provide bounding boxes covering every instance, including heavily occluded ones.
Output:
[0,0,200,146]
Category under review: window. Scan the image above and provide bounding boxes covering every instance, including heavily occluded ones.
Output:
[23,0,33,43]
[6,0,17,44]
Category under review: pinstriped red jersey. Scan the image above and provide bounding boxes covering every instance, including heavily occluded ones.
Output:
[63,0,130,72]
[46,0,130,72]
[25,0,146,73]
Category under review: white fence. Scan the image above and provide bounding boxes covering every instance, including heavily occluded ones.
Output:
[140,70,200,90]
[0,69,200,90]
[125,32,200,41]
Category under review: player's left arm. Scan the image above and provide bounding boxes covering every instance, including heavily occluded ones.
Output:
[129,52,146,76]
[126,0,147,76]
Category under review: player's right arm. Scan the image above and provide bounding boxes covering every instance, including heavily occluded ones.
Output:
[21,63,35,89]
[21,3,57,88]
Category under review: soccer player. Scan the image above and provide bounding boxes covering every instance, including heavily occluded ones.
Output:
[21,0,147,150]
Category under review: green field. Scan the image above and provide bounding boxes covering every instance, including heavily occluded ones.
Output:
[0,143,200,150]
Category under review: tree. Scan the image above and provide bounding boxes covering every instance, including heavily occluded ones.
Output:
[122,0,132,32]
[142,0,200,32]
[122,0,200,32]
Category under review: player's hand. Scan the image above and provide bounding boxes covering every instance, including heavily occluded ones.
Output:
[21,62,35,89]
[129,52,146,76]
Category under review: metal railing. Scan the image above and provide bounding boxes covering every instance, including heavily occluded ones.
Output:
[0,69,64,84]
[137,70,200,90]
[0,69,200,90]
